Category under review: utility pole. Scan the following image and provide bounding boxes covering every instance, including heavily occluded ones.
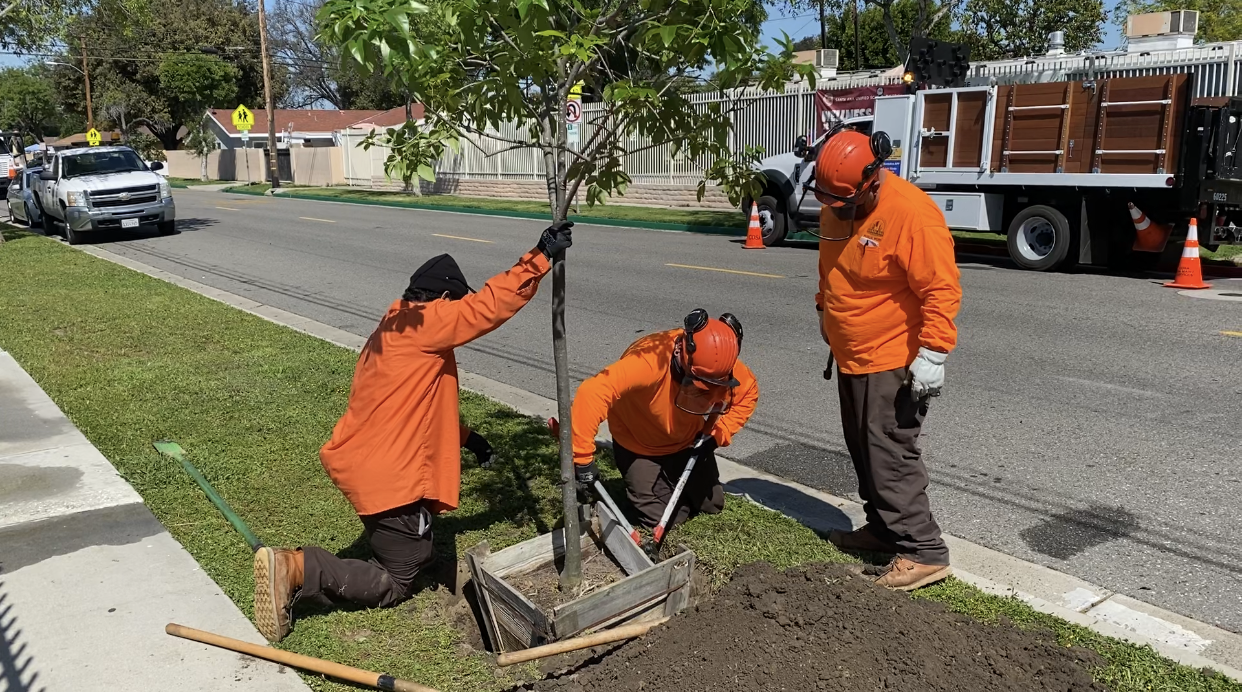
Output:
[81,38,93,130]
[852,0,862,70]
[256,0,279,188]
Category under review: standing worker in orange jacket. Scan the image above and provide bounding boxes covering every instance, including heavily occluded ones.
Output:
[571,311,758,529]
[251,222,573,642]
[811,128,962,591]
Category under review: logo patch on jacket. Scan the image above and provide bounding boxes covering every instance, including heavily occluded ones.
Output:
[862,219,885,242]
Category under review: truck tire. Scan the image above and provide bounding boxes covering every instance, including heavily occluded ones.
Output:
[756,195,787,246]
[1007,205,1072,271]
[157,220,177,236]
[63,222,84,245]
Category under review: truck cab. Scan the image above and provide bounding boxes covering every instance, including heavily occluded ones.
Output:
[37,146,175,245]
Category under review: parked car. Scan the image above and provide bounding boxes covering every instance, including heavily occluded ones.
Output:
[6,166,43,228]
[36,146,175,244]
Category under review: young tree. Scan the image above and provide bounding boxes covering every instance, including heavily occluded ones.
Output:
[319,0,812,588]
[960,0,1107,59]
[184,122,218,181]
[1118,0,1242,43]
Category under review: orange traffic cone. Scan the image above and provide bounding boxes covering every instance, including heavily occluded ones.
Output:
[1129,202,1171,253]
[1164,218,1211,290]
[743,202,765,250]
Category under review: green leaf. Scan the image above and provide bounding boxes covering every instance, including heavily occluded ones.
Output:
[417,163,435,181]
[658,24,677,47]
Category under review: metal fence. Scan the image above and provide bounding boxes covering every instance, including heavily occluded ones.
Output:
[340,41,1242,189]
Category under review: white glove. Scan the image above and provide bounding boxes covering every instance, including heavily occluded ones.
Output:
[907,347,947,400]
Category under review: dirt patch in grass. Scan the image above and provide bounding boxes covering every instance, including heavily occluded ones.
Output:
[519,562,1105,692]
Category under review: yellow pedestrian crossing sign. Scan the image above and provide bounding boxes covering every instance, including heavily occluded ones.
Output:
[85,128,101,146]
[232,105,254,131]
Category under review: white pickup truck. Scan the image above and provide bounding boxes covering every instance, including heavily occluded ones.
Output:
[37,145,175,244]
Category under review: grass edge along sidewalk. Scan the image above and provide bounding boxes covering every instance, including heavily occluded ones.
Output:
[0,229,1238,692]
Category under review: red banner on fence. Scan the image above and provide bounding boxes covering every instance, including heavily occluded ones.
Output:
[814,86,890,136]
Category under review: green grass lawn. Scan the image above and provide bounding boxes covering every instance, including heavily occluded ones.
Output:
[0,228,1237,692]
[169,177,228,188]
[228,183,747,229]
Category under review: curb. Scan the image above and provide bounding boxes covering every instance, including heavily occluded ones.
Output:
[223,186,748,237]
[71,241,1242,684]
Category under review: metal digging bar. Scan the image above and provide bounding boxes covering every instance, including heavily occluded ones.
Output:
[153,440,264,552]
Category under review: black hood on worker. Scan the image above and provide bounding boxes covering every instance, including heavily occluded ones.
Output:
[405,254,475,301]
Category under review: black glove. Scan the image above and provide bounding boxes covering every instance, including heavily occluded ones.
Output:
[693,433,718,454]
[463,431,494,468]
[537,221,574,260]
[575,459,598,489]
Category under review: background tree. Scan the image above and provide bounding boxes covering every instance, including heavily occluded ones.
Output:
[0,66,58,140]
[864,0,956,63]
[320,0,812,588]
[1118,0,1242,43]
[183,122,218,180]
[47,0,282,149]
[270,0,408,109]
[1,0,141,51]
[959,0,1107,59]
[793,0,953,69]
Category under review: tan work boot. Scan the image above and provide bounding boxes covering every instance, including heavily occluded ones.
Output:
[254,547,303,642]
[828,526,897,554]
[873,556,952,591]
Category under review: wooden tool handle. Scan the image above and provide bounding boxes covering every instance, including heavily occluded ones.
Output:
[166,623,438,692]
[496,618,668,667]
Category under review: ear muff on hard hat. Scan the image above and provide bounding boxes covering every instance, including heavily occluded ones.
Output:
[674,309,742,416]
[812,129,893,208]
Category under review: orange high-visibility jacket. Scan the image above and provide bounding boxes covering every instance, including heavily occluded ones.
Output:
[571,330,759,465]
[320,249,550,516]
[816,173,962,375]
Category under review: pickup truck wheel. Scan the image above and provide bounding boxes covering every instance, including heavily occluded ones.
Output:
[756,195,787,246]
[1007,205,1071,271]
[157,221,177,236]
[63,223,84,245]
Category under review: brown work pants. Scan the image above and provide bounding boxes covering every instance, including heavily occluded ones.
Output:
[838,366,949,565]
[614,441,725,529]
[300,502,435,609]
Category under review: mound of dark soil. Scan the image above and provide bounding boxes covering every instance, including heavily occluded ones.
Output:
[519,562,1106,692]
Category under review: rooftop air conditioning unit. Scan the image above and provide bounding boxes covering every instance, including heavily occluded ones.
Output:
[815,49,839,69]
[1125,10,1199,38]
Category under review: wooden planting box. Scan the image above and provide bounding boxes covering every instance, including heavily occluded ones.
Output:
[465,502,695,653]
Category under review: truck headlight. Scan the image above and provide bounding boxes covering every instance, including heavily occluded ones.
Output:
[159,179,171,199]
[65,190,88,207]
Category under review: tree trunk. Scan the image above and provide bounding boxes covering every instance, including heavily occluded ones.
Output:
[540,110,581,593]
[853,0,863,69]
[201,155,209,182]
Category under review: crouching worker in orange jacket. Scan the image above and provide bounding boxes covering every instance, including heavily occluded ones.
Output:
[571,311,758,530]
[251,222,573,643]
[811,128,962,592]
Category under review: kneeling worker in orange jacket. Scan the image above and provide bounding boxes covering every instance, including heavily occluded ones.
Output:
[252,222,573,642]
[811,128,962,591]
[571,311,758,529]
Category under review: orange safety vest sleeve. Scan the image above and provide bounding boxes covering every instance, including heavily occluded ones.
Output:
[571,331,759,465]
[319,248,550,517]
[897,216,961,354]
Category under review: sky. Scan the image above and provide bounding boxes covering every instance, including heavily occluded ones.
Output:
[0,1,1129,72]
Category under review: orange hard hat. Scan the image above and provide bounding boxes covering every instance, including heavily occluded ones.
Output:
[679,312,741,385]
[814,129,878,208]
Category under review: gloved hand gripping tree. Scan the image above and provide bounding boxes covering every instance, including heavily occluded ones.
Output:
[318,0,814,590]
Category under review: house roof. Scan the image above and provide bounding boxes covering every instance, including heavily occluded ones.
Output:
[206,107,422,136]
[47,130,125,147]
[346,104,424,129]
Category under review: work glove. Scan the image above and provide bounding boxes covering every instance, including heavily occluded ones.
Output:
[463,431,494,469]
[692,433,718,455]
[907,347,948,400]
[537,221,574,260]
[574,460,598,503]
[816,306,829,345]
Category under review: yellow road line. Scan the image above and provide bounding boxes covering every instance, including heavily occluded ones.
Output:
[1222,330,1242,338]
[665,263,784,279]
[215,206,239,211]
[432,233,493,243]
[299,216,337,223]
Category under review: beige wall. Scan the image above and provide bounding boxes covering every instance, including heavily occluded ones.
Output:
[291,147,344,187]
[164,149,266,182]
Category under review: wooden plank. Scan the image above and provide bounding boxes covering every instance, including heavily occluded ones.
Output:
[952,90,987,169]
[552,551,694,639]
[464,542,503,654]
[477,563,552,648]
[595,501,654,577]
[484,526,593,578]
[990,86,1009,172]
[1056,82,1073,173]
[662,550,696,618]
[920,93,952,168]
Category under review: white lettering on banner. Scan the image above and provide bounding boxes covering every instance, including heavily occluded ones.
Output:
[813,86,887,137]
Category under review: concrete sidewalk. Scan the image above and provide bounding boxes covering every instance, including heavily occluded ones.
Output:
[0,350,309,692]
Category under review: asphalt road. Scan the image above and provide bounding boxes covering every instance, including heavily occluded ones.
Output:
[82,189,1242,632]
